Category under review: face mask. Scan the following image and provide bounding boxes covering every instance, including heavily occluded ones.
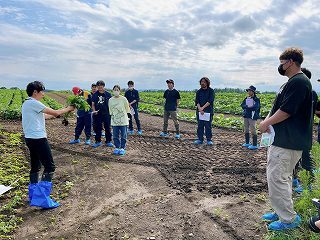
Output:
[278,61,289,76]
[128,87,134,90]
[113,90,120,96]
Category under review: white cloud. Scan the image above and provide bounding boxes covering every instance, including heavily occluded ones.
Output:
[0,0,320,91]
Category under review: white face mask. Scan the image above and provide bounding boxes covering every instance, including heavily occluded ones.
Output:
[128,86,134,90]
[113,90,120,96]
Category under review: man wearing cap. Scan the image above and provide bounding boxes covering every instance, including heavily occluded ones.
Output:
[194,77,215,145]
[240,85,260,150]
[160,79,181,139]
[259,47,313,231]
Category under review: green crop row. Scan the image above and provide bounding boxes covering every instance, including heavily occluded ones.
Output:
[0,90,63,119]
[139,103,244,130]
[0,129,29,238]
[139,91,275,118]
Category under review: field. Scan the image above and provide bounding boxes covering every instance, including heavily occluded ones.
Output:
[0,89,320,240]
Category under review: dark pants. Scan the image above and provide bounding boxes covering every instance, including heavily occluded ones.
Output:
[293,150,315,184]
[94,113,112,143]
[91,113,97,133]
[25,138,55,183]
[129,107,141,131]
[112,126,127,149]
[197,114,213,142]
[75,113,91,139]
[318,121,320,143]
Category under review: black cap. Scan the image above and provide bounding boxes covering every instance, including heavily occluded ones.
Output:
[166,79,174,84]
[246,85,256,93]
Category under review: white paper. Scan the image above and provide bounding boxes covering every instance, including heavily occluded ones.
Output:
[198,112,210,121]
[0,184,13,196]
[260,125,275,147]
[130,107,135,115]
[246,98,254,107]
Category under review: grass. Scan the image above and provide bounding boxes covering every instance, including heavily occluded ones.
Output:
[264,143,320,240]
[0,128,29,239]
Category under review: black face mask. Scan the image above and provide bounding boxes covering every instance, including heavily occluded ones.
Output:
[278,61,289,76]
[278,63,286,76]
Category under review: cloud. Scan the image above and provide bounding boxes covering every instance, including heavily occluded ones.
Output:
[0,0,320,92]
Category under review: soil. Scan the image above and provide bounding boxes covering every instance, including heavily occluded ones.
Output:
[6,93,272,240]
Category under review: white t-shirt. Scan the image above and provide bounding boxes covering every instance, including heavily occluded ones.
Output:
[22,97,47,139]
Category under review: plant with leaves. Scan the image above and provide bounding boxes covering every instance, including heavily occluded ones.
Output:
[62,95,91,126]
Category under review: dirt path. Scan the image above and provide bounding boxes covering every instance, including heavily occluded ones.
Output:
[7,97,270,239]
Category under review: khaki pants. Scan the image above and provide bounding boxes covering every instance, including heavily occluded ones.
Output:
[244,118,256,135]
[163,110,179,134]
[267,145,302,223]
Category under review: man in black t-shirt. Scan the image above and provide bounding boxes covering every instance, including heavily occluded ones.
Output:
[160,79,181,139]
[259,47,313,231]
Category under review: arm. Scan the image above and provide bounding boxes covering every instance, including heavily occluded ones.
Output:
[240,98,247,109]
[259,109,290,133]
[42,106,74,117]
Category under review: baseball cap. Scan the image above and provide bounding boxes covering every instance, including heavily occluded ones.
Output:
[166,79,174,84]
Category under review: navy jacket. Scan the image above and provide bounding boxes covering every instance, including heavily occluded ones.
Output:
[125,89,140,109]
[240,95,260,120]
[195,88,215,114]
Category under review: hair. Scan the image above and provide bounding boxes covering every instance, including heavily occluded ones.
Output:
[127,81,134,86]
[301,67,312,79]
[96,80,105,86]
[91,83,97,87]
[199,77,210,87]
[26,81,45,97]
[113,85,121,91]
[279,47,304,66]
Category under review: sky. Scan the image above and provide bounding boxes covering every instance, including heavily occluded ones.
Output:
[0,0,320,91]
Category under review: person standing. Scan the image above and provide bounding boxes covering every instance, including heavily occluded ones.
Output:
[68,87,92,145]
[90,83,97,135]
[159,79,181,139]
[292,67,318,192]
[240,85,260,150]
[109,85,131,155]
[125,81,142,135]
[259,47,313,231]
[22,81,74,207]
[194,77,215,145]
[91,80,113,148]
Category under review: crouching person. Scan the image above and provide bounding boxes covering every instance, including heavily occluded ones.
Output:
[109,85,130,156]
[22,81,74,208]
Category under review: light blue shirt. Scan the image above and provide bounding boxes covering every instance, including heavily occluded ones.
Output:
[22,97,47,139]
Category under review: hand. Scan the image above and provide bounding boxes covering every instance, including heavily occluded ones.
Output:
[67,106,75,112]
[259,120,270,133]
[200,110,205,115]
[92,110,99,115]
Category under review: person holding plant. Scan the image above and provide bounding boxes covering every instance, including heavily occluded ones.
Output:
[22,81,74,208]
[194,77,215,145]
[91,80,113,148]
[108,85,131,155]
[259,47,313,231]
[160,79,181,139]
[68,86,92,145]
[240,85,260,150]
[125,81,142,135]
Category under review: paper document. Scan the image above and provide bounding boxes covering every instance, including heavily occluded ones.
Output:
[130,107,135,115]
[198,112,210,121]
[0,184,13,196]
[246,98,254,107]
[260,125,275,147]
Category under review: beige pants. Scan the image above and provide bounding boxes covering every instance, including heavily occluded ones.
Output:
[244,118,256,135]
[267,145,302,223]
